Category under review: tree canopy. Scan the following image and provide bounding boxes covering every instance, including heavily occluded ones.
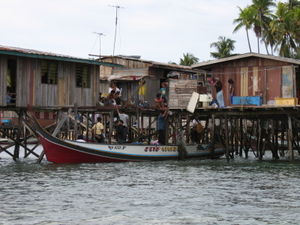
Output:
[179,53,199,66]
[210,36,236,59]
[233,0,300,59]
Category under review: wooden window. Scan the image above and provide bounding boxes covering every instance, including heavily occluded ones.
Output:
[41,61,58,84]
[76,64,90,88]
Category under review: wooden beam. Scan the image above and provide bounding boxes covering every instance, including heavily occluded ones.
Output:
[288,115,294,160]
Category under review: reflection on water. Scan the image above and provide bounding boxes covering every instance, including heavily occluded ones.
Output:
[0,157,300,225]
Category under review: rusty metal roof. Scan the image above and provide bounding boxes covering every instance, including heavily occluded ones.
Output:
[101,55,196,72]
[0,45,121,67]
[192,53,300,68]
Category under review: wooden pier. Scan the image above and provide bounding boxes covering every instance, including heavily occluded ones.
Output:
[1,105,300,162]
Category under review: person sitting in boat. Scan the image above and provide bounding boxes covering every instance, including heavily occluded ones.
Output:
[190,118,204,144]
[76,134,86,142]
[92,117,104,143]
[115,120,128,144]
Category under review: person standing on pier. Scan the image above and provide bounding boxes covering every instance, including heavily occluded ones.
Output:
[228,78,235,104]
[157,109,168,145]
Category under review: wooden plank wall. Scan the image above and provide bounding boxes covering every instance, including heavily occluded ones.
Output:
[17,57,31,107]
[0,56,6,106]
[208,58,297,105]
[168,79,198,109]
[15,58,99,107]
[144,76,160,105]
[68,64,98,106]
[34,59,58,107]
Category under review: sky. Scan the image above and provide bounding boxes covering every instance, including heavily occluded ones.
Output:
[0,0,277,64]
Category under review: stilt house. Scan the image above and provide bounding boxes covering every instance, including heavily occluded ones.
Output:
[100,56,202,108]
[0,45,117,108]
[192,53,300,106]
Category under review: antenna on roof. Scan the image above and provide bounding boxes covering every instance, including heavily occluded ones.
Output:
[93,32,105,58]
[109,5,124,56]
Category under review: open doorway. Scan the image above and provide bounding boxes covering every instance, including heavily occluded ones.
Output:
[6,59,17,105]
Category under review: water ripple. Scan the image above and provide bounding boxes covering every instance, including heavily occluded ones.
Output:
[0,158,300,224]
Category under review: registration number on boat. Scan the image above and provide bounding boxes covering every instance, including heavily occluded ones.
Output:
[144,146,177,152]
[108,145,126,150]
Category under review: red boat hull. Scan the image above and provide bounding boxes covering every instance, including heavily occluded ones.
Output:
[40,137,129,163]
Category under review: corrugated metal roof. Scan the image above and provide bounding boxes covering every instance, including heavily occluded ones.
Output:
[101,55,196,72]
[0,45,121,67]
[192,53,300,68]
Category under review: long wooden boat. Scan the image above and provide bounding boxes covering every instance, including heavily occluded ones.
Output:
[30,117,225,163]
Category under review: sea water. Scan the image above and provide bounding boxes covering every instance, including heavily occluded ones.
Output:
[0,147,300,225]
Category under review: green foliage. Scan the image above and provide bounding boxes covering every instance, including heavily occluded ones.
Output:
[233,0,300,59]
[233,6,256,52]
[210,36,236,59]
[179,53,199,66]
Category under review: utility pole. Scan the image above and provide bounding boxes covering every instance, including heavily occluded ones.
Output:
[109,5,124,56]
[93,32,104,58]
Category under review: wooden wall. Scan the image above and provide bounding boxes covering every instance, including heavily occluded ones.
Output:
[207,57,295,105]
[168,79,198,109]
[0,56,6,106]
[0,55,99,107]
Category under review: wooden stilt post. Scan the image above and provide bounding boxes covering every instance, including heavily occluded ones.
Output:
[108,111,113,144]
[148,116,151,144]
[239,118,243,157]
[74,104,78,140]
[85,112,89,141]
[288,115,294,160]
[225,115,229,161]
[257,119,263,160]
[13,110,22,161]
[210,114,215,153]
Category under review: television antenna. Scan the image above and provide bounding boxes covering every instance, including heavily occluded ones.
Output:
[93,32,105,58]
[109,5,124,56]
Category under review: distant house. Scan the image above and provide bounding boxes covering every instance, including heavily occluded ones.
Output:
[192,53,300,106]
[0,45,117,107]
[100,55,203,108]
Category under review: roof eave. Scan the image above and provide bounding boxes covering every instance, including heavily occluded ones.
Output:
[0,50,122,67]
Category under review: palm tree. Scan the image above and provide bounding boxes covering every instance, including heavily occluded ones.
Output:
[288,0,300,9]
[270,2,298,57]
[179,53,199,66]
[210,36,236,59]
[251,0,276,54]
[233,6,255,53]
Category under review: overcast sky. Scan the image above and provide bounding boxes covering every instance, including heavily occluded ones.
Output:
[1,0,276,64]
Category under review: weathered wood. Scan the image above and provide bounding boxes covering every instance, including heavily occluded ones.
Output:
[224,116,229,161]
[288,115,294,160]
[13,111,22,160]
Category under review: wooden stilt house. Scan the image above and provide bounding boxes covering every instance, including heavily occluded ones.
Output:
[192,53,300,106]
[0,45,118,108]
[100,55,200,108]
